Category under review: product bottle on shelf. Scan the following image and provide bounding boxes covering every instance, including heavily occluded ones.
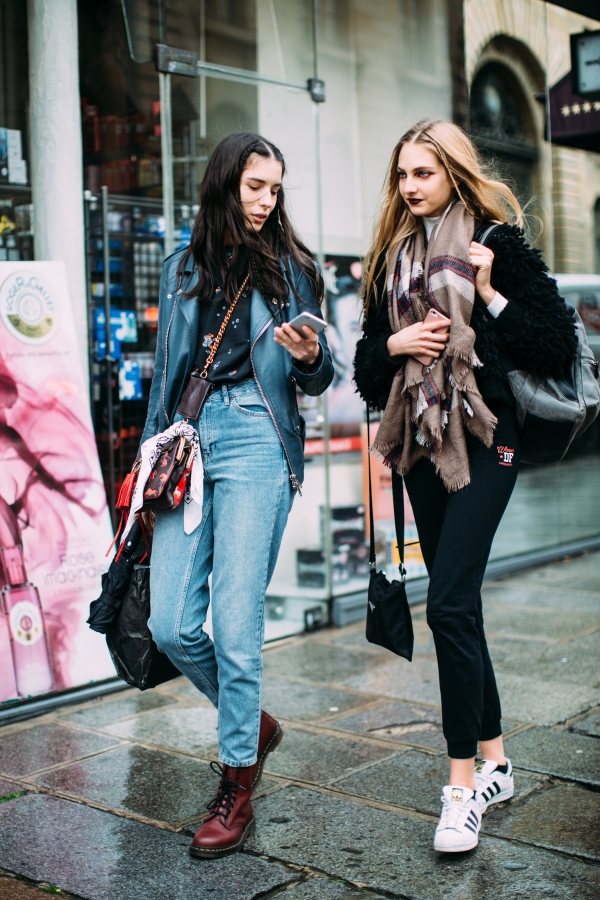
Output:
[0,546,54,697]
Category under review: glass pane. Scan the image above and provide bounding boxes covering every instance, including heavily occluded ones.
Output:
[0,0,33,262]
[121,0,159,64]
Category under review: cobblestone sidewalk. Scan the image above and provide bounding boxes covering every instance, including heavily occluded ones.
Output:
[0,552,599,900]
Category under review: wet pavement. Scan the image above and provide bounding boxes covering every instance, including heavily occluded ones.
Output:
[0,551,599,899]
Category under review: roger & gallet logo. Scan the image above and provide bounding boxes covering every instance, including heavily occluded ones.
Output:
[0,270,60,345]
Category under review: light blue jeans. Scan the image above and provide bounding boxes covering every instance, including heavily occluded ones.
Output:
[148,379,294,767]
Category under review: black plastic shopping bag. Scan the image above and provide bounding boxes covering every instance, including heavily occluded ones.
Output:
[105,564,180,691]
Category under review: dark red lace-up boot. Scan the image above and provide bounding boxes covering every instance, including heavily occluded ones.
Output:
[190,762,254,858]
[251,710,283,792]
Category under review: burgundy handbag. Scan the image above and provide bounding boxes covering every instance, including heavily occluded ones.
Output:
[142,434,194,511]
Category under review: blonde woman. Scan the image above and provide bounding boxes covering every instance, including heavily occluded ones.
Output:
[354,120,576,852]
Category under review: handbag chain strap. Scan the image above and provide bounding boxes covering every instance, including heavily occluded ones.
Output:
[198,273,250,379]
[366,403,406,581]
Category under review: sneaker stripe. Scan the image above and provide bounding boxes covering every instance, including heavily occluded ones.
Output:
[468,811,480,826]
[492,781,500,794]
[464,821,477,833]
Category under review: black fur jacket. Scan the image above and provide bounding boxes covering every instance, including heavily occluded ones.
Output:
[353,224,578,411]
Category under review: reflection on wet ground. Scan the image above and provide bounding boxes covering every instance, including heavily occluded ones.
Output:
[0,552,599,899]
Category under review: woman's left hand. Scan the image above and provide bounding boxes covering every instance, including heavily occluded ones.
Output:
[469,241,496,306]
[274,323,321,365]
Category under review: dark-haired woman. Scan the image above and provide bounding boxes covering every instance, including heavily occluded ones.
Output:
[354,119,577,853]
[141,133,333,858]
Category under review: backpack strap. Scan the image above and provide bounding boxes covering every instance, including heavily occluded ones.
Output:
[473,222,500,246]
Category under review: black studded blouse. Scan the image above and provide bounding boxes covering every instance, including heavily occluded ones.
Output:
[194,246,254,385]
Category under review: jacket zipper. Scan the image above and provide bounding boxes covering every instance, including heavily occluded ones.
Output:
[161,299,177,426]
[250,318,302,494]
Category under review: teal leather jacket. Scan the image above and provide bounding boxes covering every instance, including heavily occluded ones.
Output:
[140,248,334,489]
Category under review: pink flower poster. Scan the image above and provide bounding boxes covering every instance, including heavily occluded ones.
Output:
[0,262,115,704]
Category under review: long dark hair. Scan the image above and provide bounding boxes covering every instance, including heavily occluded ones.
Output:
[179,132,323,307]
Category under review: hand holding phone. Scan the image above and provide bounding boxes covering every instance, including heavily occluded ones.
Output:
[287,312,328,335]
[274,312,325,366]
[386,309,451,363]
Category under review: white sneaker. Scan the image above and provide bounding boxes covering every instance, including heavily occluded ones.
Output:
[433,785,481,852]
[475,758,514,813]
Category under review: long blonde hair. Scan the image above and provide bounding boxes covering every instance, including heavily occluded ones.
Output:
[362,119,523,312]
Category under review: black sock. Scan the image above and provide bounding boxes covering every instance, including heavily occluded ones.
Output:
[495,762,509,774]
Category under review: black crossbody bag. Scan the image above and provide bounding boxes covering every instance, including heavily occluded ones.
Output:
[364,405,414,661]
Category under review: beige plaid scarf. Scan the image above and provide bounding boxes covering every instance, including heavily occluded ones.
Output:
[371,201,497,492]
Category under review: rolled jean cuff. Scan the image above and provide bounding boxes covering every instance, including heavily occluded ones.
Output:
[219,755,256,768]
[479,722,502,743]
[447,739,478,759]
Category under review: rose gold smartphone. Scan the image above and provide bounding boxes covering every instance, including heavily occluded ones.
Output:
[414,308,451,366]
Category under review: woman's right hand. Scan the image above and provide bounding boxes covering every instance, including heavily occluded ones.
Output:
[387,320,450,360]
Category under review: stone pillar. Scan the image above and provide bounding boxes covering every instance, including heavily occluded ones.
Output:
[27,0,88,390]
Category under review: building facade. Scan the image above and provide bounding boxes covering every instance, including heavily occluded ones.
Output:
[465,0,600,273]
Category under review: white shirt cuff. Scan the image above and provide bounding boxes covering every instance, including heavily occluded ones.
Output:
[486,291,508,318]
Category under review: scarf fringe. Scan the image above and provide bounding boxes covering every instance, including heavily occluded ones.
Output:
[377,201,497,489]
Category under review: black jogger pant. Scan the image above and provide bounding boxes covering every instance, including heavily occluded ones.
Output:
[391,403,520,758]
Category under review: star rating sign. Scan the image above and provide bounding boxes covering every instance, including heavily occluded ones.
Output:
[560,101,600,116]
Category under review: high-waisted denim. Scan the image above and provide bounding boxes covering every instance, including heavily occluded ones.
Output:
[148,379,294,767]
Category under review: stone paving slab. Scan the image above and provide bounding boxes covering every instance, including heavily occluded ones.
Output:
[510,553,600,593]
[263,642,392,684]
[0,794,296,900]
[488,638,600,690]
[263,727,395,785]
[544,631,600,664]
[0,778,26,800]
[504,727,600,786]
[326,619,434,656]
[261,676,367,722]
[482,607,599,642]
[482,583,600,613]
[572,709,600,737]
[484,783,600,861]
[153,677,216,704]
[331,700,446,751]
[0,724,120,778]
[279,878,387,899]
[343,656,441,706]
[102,704,219,757]
[249,785,600,899]
[492,648,600,688]
[332,750,540,817]
[60,691,177,728]
[494,672,600,725]
[33,745,216,824]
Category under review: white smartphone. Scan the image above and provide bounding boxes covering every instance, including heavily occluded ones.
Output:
[287,312,328,335]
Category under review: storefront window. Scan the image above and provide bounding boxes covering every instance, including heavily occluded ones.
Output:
[76,0,600,643]
[0,1,33,264]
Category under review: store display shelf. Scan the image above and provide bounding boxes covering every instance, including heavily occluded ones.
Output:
[267,574,370,602]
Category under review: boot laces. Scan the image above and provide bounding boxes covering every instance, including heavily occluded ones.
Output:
[206,761,246,823]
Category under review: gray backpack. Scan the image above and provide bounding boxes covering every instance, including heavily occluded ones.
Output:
[478,225,600,466]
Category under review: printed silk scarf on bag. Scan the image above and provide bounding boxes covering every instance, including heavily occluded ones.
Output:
[371,201,497,492]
